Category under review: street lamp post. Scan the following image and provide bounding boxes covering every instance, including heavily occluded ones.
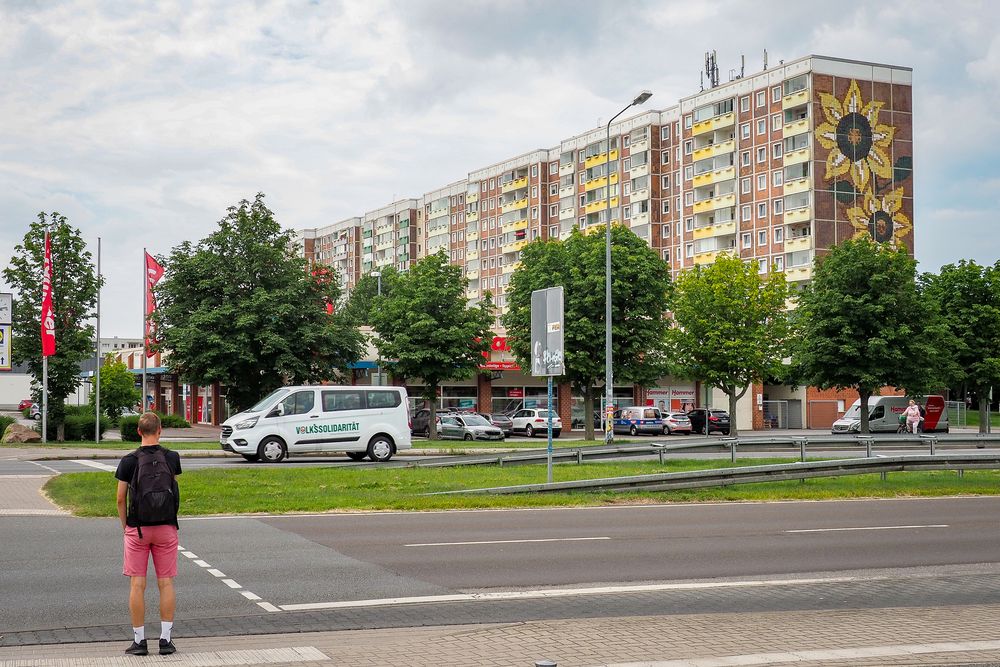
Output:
[604,90,652,444]
[371,271,382,385]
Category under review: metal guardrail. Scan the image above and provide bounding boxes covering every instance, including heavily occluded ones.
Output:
[429,454,1000,496]
[407,434,1000,469]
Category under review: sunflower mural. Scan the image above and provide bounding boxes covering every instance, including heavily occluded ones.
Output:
[813,78,912,246]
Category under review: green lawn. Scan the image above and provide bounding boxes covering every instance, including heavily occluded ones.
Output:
[412,437,642,450]
[6,440,220,451]
[44,458,1000,516]
[963,409,1000,429]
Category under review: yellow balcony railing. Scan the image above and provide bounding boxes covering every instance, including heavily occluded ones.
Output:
[467,210,479,222]
[502,261,520,275]
[584,172,618,192]
[783,177,810,196]
[692,111,735,137]
[692,139,735,162]
[692,250,721,265]
[583,196,619,215]
[467,191,479,203]
[501,176,528,194]
[466,249,479,261]
[782,88,809,110]
[501,218,528,234]
[784,235,812,252]
[584,148,618,171]
[692,220,737,240]
[783,118,809,136]
[692,192,736,215]
[783,146,810,166]
[500,197,529,215]
[785,264,813,282]
[692,166,735,189]
[784,206,811,224]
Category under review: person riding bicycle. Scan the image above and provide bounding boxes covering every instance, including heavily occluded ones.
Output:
[903,399,922,434]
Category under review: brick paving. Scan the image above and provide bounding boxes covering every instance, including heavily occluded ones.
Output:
[0,474,66,514]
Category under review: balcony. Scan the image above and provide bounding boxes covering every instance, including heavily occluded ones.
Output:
[628,163,649,179]
[502,261,521,275]
[692,139,735,162]
[584,148,618,170]
[783,146,810,166]
[784,206,811,224]
[692,192,736,215]
[629,211,650,227]
[584,172,619,192]
[467,227,479,240]
[783,118,810,136]
[584,196,619,215]
[782,88,809,110]
[501,218,528,234]
[396,235,409,246]
[692,250,721,265]
[692,166,735,189]
[692,220,737,240]
[785,235,812,252]
[559,207,576,221]
[501,176,528,194]
[398,218,411,230]
[692,111,735,137]
[375,238,393,251]
[783,177,810,196]
[467,191,479,203]
[559,184,576,199]
[785,264,813,282]
[629,188,649,203]
[559,162,574,177]
[465,267,479,279]
[500,197,529,215]
[629,136,649,153]
[466,288,480,299]
[467,210,479,222]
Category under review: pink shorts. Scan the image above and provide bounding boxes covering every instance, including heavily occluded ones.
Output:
[123,525,178,578]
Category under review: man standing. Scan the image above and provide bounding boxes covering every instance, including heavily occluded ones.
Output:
[115,412,182,655]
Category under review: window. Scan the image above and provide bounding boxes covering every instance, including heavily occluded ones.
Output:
[623,157,631,171]
[741,232,752,248]
[684,165,693,180]
[280,390,315,416]
[773,142,783,159]
[531,186,537,198]
[550,161,558,174]
[773,171,783,187]
[675,221,681,236]
[549,204,558,216]
[684,192,694,206]
[756,90,765,107]
[759,261,768,274]
[774,198,784,214]
[683,140,693,155]
[772,113,782,131]
[757,230,767,245]
[662,200,670,214]
[757,202,768,218]
[741,205,751,221]
[685,242,694,257]
[661,175,670,189]
[662,224,670,237]
[531,206,538,220]
[623,205,631,219]
[774,227,784,243]
[662,248,670,261]
[774,256,784,271]
[550,183,558,196]
[740,95,750,112]
[321,390,363,412]
[660,125,670,141]
[741,177,751,194]
[684,115,692,128]
[741,150,751,167]
[531,164,538,177]
[757,174,766,190]
[661,150,670,165]
[489,178,495,190]
[623,182,631,196]
[756,118,766,135]
[622,135,630,148]
[685,217,694,231]
[756,146,767,163]
[741,123,750,139]
[366,390,401,409]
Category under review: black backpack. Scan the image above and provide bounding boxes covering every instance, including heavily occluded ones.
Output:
[128,447,178,537]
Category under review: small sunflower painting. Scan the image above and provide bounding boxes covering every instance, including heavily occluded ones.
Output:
[814,79,911,246]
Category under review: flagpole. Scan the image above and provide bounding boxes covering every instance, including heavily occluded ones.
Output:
[41,228,49,444]
[95,237,101,444]
[142,248,147,413]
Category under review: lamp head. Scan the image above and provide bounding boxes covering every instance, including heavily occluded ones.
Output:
[632,90,653,106]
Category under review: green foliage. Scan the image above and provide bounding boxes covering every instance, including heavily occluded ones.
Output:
[38,411,109,441]
[119,416,141,442]
[89,355,141,420]
[0,416,15,439]
[921,260,1000,432]
[503,225,672,439]
[2,213,102,440]
[668,254,791,436]
[157,412,191,428]
[370,251,494,439]
[153,194,364,411]
[795,238,952,433]
[341,266,399,326]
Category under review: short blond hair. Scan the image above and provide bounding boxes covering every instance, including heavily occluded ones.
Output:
[137,411,161,436]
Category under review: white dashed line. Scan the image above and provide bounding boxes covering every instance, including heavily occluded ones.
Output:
[70,459,117,472]
[178,546,274,611]
[241,591,262,601]
[786,524,949,533]
[207,568,226,577]
[257,601,281,612]
[221,579,242,589]
[193,559,211,567]
[406,536,611,547]
[27,461,60,474]
[181,551,197,559]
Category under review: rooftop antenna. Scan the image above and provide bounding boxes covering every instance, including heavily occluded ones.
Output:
[704,50,719,88]
[763,48,768,70]
[700,70,704,91]
[741,54,745,78]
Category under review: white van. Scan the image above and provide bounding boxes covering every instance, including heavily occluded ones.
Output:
[219,385,411,463]
[831,395,949,434]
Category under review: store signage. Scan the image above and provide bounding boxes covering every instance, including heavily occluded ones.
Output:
[508,388,524,398]
[0,292,11,325]
[530,286,565,377]
[481,361,520,371]
[0,324,10,371]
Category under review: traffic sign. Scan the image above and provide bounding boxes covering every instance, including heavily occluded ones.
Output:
[0,324,10,371]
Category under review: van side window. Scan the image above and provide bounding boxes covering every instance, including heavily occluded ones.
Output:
[644,409,658,419]
[322,390,363,412]
[366,390,401,409]
[280,391,315,416]
[871,406,885,419]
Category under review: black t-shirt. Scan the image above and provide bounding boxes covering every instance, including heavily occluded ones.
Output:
[115,445,182,527]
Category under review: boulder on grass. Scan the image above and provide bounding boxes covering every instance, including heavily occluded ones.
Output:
[2,423,42,444]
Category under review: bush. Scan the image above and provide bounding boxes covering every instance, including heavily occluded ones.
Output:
[157,412,191,429]
[38,412,110,441]
[119,416,141,442]
[0,416,15,440]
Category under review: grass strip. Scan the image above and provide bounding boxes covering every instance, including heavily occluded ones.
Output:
[44,458,1000,515]
[4,441,220,451]
[412,438,644,450]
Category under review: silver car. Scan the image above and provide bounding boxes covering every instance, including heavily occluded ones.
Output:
[438,414,505,441]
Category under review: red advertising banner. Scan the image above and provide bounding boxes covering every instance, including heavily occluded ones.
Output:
[40,233,56,357]
[144,252,164,356]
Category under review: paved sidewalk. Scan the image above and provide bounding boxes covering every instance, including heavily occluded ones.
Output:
[2,605,1000,666]
[0,472,66,516]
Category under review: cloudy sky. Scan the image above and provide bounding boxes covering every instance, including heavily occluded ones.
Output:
[2,0,998,335]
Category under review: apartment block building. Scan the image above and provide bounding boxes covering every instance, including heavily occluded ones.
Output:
[301,55,914,431]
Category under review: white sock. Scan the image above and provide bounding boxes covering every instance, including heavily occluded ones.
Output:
[160,620,172,642]
[133,626,144,643]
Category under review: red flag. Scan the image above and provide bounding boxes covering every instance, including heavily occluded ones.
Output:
[41,233,56,357]
[144,252,164,356]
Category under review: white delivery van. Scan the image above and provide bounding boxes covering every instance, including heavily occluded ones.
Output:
[831,395,949,434]
[219,385,411,463]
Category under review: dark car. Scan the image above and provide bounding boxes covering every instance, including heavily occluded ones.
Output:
[411,409,460,437]
[687,408,731,435]
[478,412,513,436]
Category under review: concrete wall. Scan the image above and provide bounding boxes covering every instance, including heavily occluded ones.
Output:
[0,373,32,410]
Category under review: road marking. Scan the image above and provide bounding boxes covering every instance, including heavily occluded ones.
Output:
[786,524,949,533]
[181,550,197,558]
[28,461,60,474]
[241,590,262,601]
[405,536,612,547]
[193,559,211,567]
[178,547,275,613]
[257,601,281,612]
[221,578,242,589]
[0,509,69,516]
[70,459,117,472]
[604,638,1000,667]
[207,568,226,577]
[0,474,51,479]
[0,646,329,666]
[278,576,858,611]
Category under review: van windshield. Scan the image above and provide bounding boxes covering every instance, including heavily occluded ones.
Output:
[248,388,290,413]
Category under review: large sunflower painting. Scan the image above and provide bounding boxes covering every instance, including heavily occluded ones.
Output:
[845,187,912,245]
[815,80,896,193]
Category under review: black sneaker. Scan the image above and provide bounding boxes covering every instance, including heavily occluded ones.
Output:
[125,639,148,655]
[159,638,176,655]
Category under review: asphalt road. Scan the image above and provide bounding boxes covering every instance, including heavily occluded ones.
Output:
[3,496,1000,638]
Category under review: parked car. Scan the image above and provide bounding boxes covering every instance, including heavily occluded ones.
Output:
[687,408,731,435]
[17,399,33,411]
[612,406,666,436]
[663,412,693,435]
[28,403,41,420]
[438,413,505,441]
[410,408,434,436]
[478,412,513,436]
[510,408,562,438]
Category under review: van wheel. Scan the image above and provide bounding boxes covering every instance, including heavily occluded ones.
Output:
[525,425,535,437]
[463,434,474,441]
[630,425,638,436]
[241,454,260,462]
[258,437,286,463]
[367,435,395,462]
[346,452,367,461]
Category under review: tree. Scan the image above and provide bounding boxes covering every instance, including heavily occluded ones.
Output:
[668,255,791,437]
[795,237,951,434]
[921,260,1000,432]
[503,225,673,440]
[370,251,494,439]
[3,213,101,440]
[340,266,399,325]
[153,194,364,411]
[90,355,141,420]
